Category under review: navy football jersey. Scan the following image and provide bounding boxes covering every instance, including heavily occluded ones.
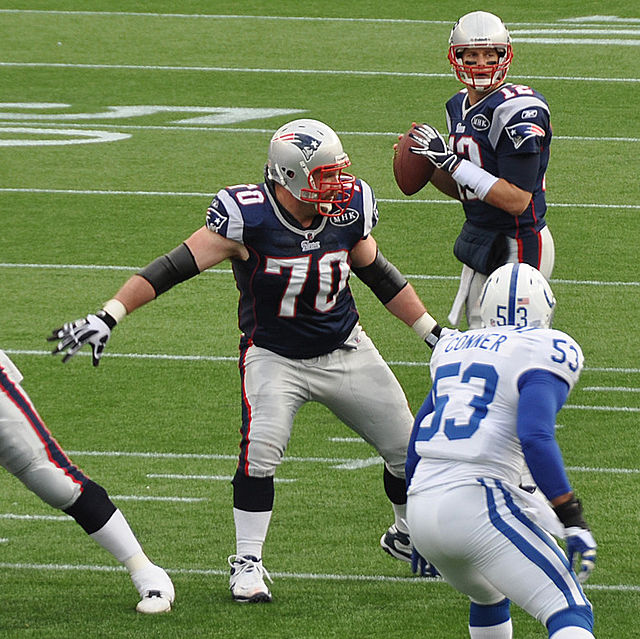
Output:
[205,179,378,358]
[445,82,552,235]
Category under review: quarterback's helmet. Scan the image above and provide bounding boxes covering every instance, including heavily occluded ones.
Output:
[448,11,513,91]
[479,263,556,329]
[266,119,355,216]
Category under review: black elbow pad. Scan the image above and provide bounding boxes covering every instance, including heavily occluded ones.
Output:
[351,249,408,304]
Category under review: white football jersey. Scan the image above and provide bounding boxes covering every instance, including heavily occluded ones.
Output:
[408,326,583,493]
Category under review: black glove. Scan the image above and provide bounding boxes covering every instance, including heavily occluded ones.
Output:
[48,310,117,366]
[554,496,597,583]
[408,124,461,173]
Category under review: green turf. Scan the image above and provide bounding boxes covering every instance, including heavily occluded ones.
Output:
[0,2,638,637]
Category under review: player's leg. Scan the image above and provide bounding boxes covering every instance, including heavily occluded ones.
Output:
[407,489,515,637]
[312,326,414,562]
[64,480,175,613]
[465,225,554,329]
[475,480,594,638]
[230,344,305,602]
[468,600,513,638]
[0,352,173,613]
[407,482,594,637]
[465,270,489,329]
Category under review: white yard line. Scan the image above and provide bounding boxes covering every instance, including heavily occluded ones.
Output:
[0,561,636,591]
[1,61,639,81]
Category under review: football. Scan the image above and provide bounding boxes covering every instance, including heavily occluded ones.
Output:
[392,124,435,195]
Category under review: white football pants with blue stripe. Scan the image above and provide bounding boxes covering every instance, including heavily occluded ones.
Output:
[407,479,594,638]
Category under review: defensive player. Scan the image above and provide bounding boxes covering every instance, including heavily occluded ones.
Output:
[0,350,174,613]
[406,263,596,639]
[48,119,444,603]
[407,11,555,329]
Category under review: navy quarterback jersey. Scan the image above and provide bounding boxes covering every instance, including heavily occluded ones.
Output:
[205,178,378,358]
[446,83,552,235]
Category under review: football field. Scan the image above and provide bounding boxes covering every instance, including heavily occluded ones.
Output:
[1,2,639,637]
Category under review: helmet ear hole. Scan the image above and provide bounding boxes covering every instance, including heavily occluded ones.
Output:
[285,169,295,179]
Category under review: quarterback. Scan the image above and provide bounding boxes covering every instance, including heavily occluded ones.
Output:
[406,263,596,639]
[408,11,555,329]
[48,119,443,603]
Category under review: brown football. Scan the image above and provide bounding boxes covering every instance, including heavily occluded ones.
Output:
[393,124,435,195]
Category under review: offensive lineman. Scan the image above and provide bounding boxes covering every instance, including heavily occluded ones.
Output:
[48,119,444,603]
[0,350,174,613]
[406,263,596,638]
[406,11,555,329]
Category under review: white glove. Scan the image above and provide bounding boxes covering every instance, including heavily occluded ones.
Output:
[554,496,597,584]
[408,124,461,173]
[565,527,597,584]
[48,311,116,366]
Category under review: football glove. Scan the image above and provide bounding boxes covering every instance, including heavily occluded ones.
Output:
[553,496,597,583]
[48,310,117,367]
[408,124,461,173]
[411,548,440,578]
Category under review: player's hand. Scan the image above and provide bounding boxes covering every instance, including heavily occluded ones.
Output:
[553,496,597,583]
[411,548,440,578]
[425,325,456,349]
[408,124,460,173]
[565,528,597,583]
[48,311,117,366]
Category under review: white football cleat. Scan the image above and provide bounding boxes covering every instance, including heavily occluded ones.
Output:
[228,554,272,603]
[131,563,175,614]
[380,524,412,562]
[136,590,172,614]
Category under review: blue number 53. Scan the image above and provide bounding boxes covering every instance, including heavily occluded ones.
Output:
[417,363,498,442]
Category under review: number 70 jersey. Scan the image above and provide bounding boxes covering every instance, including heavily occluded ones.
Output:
[413,326,584,484]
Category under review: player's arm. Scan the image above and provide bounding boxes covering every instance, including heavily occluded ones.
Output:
[48,226,248,366]
[349,235,442,348]
[108,226,247,313]
[429,168,462,200]
[517,368,597,582]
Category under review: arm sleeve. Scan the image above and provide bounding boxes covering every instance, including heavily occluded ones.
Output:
[497,153,540,192]
[406,391,435,486]
[517,369,572,501]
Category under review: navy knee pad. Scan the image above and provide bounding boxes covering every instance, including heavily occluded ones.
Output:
[63,480,117,534]
[232,470,274,512]
[383,465,407,505]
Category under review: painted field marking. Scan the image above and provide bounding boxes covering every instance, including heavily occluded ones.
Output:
[0,262,637,288]
[0,561,636,591]
[146,473,297,483]
[583,386,639,392]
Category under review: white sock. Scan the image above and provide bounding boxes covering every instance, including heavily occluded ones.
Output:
[469,619,513,638]
[392,503,409,534]
[89,509,144,563]
[549,627,594,638]
[234,508,272,559]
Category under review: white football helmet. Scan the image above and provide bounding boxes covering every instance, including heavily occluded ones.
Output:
[448,11,513,91]
[479,263,556,329]
[266,119,355,216]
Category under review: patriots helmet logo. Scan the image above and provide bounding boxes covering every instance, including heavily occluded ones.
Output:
[274,132,322,161]
[505,122,545,150]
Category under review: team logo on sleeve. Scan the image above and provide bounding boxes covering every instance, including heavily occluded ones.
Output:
[274,132,321,161]
[206,199,229,233]
[505,122,546,149]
